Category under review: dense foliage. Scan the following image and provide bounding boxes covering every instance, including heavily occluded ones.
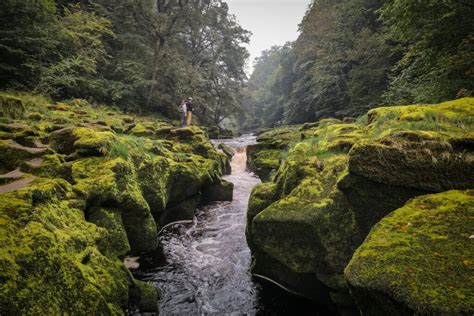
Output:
[242,0,474,128]
[0,0,250,124]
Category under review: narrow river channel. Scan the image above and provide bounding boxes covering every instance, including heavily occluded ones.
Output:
[131,135,327,315]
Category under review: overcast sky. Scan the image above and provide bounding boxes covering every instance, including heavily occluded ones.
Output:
[226,0,312,74]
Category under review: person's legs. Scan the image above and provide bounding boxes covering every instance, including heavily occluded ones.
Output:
[187,111,192,126]
[181,112,187,127]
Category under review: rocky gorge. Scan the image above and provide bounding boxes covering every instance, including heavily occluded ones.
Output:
[1,94,473,315]
[0,94,233,314]
[246,98,474,315]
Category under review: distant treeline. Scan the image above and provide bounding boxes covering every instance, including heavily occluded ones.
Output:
[241,0,474,129]
[0,0,250,125]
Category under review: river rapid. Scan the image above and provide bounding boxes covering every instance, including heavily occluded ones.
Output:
[131,135,329,315]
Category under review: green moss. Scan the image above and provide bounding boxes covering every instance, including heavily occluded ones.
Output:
[0,179,129,314]
[73,127,116,156]
[129,279,159,312]
[348,133,474,192]
[345,190,474,315]
[246,97,474,309]
[129,123,154,137]
[71,157,158,253]
[252,149,281,181]
[88,207,131,258]
[0,92,236,314]
[0,94,25,119]
[368,97,474,137]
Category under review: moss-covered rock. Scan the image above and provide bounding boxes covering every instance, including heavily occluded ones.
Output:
[0,139,49,171]
[218,142,235,159]
[0,92,238,314]
[88,207,131,258]
[345,190,474,315]
[247,126,302,181]
[0,179,130,314]
[129,279,160,312]
[71,157,158,253]
[73,127,116,156]
[157,194,202,227]
[246,98,474,310]
[0,94,25,119]
[201,179,234,203]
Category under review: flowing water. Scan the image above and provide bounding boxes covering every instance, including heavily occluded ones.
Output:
[131,135,328,315]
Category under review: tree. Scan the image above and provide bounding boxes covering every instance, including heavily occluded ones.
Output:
[380,0,474,103]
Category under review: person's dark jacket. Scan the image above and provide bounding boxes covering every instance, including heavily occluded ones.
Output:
[186,101,193,112]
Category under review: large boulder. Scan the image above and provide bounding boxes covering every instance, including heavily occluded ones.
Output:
[345,190,474,315]
[72,157,158,253]
[49,127,116,157]
[246,98,474,310]
[348,131,474,192]
[201,179,234,203]
[0,179,130,314]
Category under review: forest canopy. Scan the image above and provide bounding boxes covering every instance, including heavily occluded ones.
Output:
[1,0,473,130]
[241,0,474,129]
[0,0,250,125]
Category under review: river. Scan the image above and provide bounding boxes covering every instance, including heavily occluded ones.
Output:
[130,135,328,315]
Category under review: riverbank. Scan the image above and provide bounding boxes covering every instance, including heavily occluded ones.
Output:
[0,93,232,314]
[246,98,474,315]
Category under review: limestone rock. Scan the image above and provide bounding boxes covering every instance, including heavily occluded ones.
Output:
[201,179,234,203]
[345,190,474,315]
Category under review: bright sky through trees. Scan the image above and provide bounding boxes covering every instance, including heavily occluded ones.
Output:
[226,0,311,74]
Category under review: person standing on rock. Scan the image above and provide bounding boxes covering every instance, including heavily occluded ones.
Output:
[186,97,194,126]
[179,99,187,127]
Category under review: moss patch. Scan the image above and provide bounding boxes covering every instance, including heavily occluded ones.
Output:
[345,190,474,315]
[0,179,129,314]
[246,97,474,309]
[0,92,229,314]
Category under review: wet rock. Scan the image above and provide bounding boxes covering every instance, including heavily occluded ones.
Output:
[129,280,160,313]
[218,143,235,159]
[157,194,201,227]
[201,179,234,203]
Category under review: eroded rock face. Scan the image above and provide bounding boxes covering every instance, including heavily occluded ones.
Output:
[0,95,231,314]
[246,126,302,181]
[246,98,474,312]
[345,190,474,316]
[0,179,130,314]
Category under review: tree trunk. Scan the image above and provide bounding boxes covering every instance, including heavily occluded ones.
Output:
[146,38,164,108]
